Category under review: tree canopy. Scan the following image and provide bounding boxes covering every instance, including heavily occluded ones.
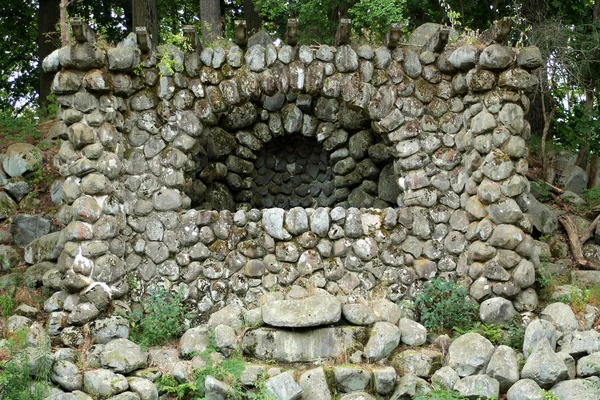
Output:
[2,0,600,166]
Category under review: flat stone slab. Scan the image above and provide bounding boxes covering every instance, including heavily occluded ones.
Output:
[262,295,342,327]
[242,326,367,363]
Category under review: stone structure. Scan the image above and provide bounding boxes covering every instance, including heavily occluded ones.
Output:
[34,22,543,338]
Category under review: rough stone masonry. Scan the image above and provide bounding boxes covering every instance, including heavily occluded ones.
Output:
[33,22,543,336]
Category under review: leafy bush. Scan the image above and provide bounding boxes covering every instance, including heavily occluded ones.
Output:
[501,318,526,351]
[414,279,479,334]
[0,292,15,317]
[129,287,188,347]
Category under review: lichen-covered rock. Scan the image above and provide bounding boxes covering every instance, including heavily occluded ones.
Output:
[446,333,495,376]
[262,295,341,327]
[521,338,569,388]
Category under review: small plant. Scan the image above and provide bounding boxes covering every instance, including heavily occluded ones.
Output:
[501,317,526,351]
[531,180,552,202]
[583,186,600,208]
[587,284,600,308]
[413,382,468,400]
[129,287,188,348]
[0,329,52,400]
[542,390,560,400]
[156,375,199,400]
[157,51,183,77]
[0,292,15,317]
[414,279,479,334]
[453,322,503,344]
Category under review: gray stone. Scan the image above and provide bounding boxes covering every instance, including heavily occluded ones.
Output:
[262,295,341,327]
[242,326,366,363]
[550,379,600,400]
[454,375,500,400]
[128,377,158,400]
[83,369,128,398]
[389,374,431,399]
[431,366,459,390]
[480,297,517,325]
[52,360,83,391]
[446,333,495,376]
[559,165,588,195]
[521,338,569,388]
[299,367,332,400]
[449,45,479,69]
[395,349,443,378]
[342,303,377,326]
[3,143,43,178]
[265,370,303,400]
[559,330,600,357]
[372,366,397,395]
[10,214,54,247]
[90,316,130,344]
[262,208,291,240]
[205,375,235,400]
[541,302,581,333]
[506,379,544,400]
[365,322,400,361]
[179,326,211,358]
[399,318,427,346]
[101,339,148,373]
[486,345,520,391]
[334,366,371,393]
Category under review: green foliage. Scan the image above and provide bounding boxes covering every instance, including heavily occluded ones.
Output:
[156,375,199,400]
[587,284,600,308]
[347,0,409,42]
[413,382,469,400]
[542,390,560,400]
[583,186,600,208]
[0,109,40,143]
[129,287,188,348]
[0,329,52,400]
[414,279,479,334]
[531,180,552,202]
[453,322,503,344]
[501,318,526,351]
[0,291,15,317]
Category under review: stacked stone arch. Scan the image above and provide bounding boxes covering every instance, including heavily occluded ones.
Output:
[39,22,543,337]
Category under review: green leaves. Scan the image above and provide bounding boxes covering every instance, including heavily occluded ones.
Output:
[129,287,188,347]
[414,279,479,334]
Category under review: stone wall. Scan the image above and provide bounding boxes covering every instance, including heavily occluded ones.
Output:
[36,25,544,334]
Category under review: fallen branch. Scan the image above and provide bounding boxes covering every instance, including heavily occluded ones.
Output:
[581,213,600,244]
[525,172,564,194]
[559,214,600,270]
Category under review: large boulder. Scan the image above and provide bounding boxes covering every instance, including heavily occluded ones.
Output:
[262,295,341,328]
[446,333,495,376]
[521,338,569,388]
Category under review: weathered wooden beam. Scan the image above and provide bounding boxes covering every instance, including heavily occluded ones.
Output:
[335,18,352,46]
[70,18,95,43]
[384,23,402,49]
[424,26,450,53]
[183,25,201,51]
[135,27,152,52]
[235,20,248,48]
[286,19,298,46]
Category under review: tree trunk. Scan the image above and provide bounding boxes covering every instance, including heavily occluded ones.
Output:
[59,0,71,46]
[243,0,261,36]
[200,0,222,44]
[39,0,60,109]
[576,0,600,171]
[132,0,159,48]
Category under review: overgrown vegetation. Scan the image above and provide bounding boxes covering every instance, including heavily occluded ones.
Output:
[414,279,479,334]
[413,382,498,400]
[0,329,52,400]
[157,331,274,400]
[128,287,189,348]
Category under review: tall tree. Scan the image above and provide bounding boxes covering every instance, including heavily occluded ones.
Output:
[243,0,261,36]
[200,0,222,43]
[133,0,159,47]
[39,0,60,108]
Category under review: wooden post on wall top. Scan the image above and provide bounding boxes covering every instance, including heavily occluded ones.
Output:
[235,20,248,48]
[286,19,298,46]
[424,26,450,53]
[384,23,402,49]
[70,18,96,43]
[136,27,152,52]
[335,18,351,46]
[183,25,201,51]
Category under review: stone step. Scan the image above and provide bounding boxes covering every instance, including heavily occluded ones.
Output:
[242,326,368,363]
